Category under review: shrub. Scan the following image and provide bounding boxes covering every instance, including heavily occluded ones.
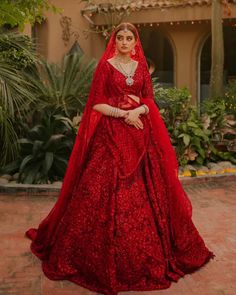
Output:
[0,33,36,69]
[224,80,236,117]
[1,113,76,184]
[153,82,236,165]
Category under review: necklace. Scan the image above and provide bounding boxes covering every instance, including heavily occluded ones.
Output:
[115,56,132,64]
[115,60,136,86]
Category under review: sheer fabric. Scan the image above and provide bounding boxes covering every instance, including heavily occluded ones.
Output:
[25,27,214,295]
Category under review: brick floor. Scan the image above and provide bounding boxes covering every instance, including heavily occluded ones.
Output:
[0,180,235,295]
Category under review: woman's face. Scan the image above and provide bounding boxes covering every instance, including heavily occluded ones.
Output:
[115,29,136,55]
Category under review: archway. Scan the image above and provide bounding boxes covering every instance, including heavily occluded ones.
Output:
[139,27,175,87]
[200,25,236,103]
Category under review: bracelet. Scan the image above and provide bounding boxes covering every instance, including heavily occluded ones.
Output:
[109,107,121,118]
[141,104,149,115]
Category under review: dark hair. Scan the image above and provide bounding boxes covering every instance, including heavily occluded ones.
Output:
[114,22,138,40]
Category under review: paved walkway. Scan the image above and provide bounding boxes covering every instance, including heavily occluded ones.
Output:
[0,180,235,295]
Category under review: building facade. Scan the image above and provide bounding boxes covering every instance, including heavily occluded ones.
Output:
[26,0,236,105]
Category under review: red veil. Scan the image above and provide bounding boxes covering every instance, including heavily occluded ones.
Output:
[26,26,192,260]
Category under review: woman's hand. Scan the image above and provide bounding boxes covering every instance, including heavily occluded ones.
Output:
[124,109,144,129]
[119,109,129,118]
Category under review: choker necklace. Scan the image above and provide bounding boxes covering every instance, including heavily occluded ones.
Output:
[115,60,135,86]
[115,56,132,64]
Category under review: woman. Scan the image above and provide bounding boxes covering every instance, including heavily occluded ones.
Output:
[25,23,214,295]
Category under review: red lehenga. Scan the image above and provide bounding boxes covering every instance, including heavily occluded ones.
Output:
[25,27,214,295]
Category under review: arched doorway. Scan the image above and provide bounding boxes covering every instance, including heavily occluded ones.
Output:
[200,25,236,103]
[139,27,174,87]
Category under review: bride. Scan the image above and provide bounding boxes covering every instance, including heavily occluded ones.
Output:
[25,22,214,295]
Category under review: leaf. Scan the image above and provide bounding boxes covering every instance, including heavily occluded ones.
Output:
[53,158,67,177]
[0,159,21,174]
[42,152,54,175]
[182,123,187,132]
[32,140,43,156]
[183,134,190,146]
[193,129,205,138]
[21,162,42,184]
[187,121,199,128]
[44,134,65,150]
[18,138,33,144]
[178,133,185,138]
[19,155,34,173]
[196,147,205,158]
[28,125,44,139]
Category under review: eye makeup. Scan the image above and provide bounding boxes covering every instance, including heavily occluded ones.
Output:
[116,35,134,42]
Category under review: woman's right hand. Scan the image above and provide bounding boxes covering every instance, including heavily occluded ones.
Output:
[123,109,144,129]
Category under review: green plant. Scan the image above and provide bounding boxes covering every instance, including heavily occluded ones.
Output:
[154,85,193,126]
[153,82,236,165]
[174,112,212,166]
[0,0,59,29]
[2,114,76,184]
[26,53,96,118]
[201,98,236,162]
[0,32,41,166]
[224,80,236,117]
[153,85,212,165]
[0,60,36,166]
[0,33,36,69]
[201,98,226,139]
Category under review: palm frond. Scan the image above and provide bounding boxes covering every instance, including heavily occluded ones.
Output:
[0,109,18,166]
[0,32,39,165]
[25,53,97,117]
[0,61,35,117]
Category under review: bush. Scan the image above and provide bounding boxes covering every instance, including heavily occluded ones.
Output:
[224,80,236,117]
[153,82,236,165]
[201,98,236,163]
[0,33,36,69]
[1,113,76,184]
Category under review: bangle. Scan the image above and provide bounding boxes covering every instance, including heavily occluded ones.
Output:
[109,107,121,118]
[141,104,149,114]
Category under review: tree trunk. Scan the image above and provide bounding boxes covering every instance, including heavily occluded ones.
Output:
[210,0,224,98]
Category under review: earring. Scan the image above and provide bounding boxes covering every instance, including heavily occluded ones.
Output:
[115,47,118,55]
[131,48,136,55]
